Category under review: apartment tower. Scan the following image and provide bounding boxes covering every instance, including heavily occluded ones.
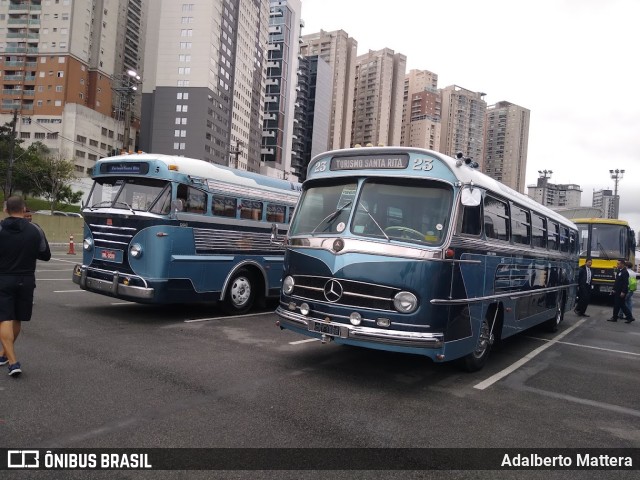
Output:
[439,85,486,167]
[0,0,147,176]
[140,0,270,172]
[300,29,357,150]
[351,48,406,147]
[401,69,441,151]
[483,101,530,192]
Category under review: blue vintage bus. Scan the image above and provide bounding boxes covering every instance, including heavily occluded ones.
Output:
[274,147,578,371]
[72,153,300,313]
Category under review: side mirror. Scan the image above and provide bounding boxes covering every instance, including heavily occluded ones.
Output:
[461,187,481,206]
[270,223,283,246]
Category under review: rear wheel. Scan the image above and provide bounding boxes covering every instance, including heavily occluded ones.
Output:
[545,293,564,332]
[222,268,256,314]
[460,316,493,372]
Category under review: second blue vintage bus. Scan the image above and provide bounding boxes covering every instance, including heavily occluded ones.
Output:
[274,147,578,371]
[72,153,300,313]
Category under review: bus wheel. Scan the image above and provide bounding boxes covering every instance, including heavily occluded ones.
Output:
[460,317,493,372]
[545,294,564,332]
[223,269,256,314]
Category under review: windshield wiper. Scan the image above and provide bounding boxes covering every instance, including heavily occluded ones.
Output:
[357,202,390,241]
[114,201,135,215]
[311,201,352,233]
[88,200,113,211]
[597,241,609,260]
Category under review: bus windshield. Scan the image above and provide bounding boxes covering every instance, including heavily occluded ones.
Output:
[86,177,170,212]
[589,224,626,260]
[289,178,453,246]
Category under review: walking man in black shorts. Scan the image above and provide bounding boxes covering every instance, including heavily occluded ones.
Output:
[0,196,51,377]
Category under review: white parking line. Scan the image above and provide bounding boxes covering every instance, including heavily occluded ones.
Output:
[184,312,268,323]
[525,337,640,357]
[54,289,86,293]
[50,258,79,264]
[38,278,76,281]
[289,338,319,345]
[473,318,587,391]
[37,268,74,272]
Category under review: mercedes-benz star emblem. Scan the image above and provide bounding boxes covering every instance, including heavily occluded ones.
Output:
[323,279,343,303]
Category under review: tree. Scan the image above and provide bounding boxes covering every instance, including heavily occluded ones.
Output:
[15,143,80,212]
[0,118,25,198]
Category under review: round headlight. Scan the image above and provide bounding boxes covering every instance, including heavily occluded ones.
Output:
[283,275,295,295]
[83,237,93,251]
[130,243,143,258]
[300,303,310,316]
[393,291,418,313]
[350,312,362,326]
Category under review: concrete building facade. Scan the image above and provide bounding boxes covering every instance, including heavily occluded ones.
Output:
[351,48,406,147]
[592,188,616,219]
[140,0,270,172]
[439,85,486,167]
[401,69,441,151]
[527,177,582,208]
[0,0,148,176]
[300,29,357,150]
[483,101,530,193]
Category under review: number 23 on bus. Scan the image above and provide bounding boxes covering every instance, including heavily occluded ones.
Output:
[274,147,578,371]
[72,153,300,314]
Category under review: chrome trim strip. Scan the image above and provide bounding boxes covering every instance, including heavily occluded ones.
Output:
[430,284,577,305]
[289,293,395,312]
[72,265,153,299]
[88,223,137,231]
[276,307,443,348]
[94,239,129,247]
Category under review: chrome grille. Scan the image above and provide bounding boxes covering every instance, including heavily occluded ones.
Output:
[194,228,283,253]
[291,275,399,312]
[89,224,137,249]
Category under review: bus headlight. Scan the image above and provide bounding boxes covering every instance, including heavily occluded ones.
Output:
[393,291,418,313]
[83,238,93,251]
[130,243,143,258]
[283,276,295,294]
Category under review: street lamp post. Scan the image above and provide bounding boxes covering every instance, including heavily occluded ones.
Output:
[609,168,625,219]
[537,169,553,206]
[113,69,141,153]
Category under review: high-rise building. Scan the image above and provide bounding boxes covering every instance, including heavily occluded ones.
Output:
[527,177,582,208]
[0,0,147,176]
[300,29,357,150]
[401,69,440,150]
[140,0,270,172]
[439,85,486,167]
[483,101,530,193]
[260,0,302,179]
[351,48,406,148]
[592,188,616,219]
[291,55,331,181]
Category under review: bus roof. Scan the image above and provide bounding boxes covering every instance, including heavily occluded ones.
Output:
[309,146,576,229]
[97,153,301,195]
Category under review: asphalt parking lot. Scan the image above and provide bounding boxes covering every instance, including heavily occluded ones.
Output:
[0,249,638,479]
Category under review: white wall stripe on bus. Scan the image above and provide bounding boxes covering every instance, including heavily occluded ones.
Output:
[473,318,587,391]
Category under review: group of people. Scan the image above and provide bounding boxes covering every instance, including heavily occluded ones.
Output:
[574,257,636,324]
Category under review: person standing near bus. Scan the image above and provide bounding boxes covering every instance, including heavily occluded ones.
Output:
[574,257,592,317]
[608,259,635,323]
[0,196,51,377]
[619,261,637,322]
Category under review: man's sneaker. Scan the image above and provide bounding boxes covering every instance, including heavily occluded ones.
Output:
[8,362,21,377]
[606,318,618,322]
[0,355,7,366]
[625,318,635,324]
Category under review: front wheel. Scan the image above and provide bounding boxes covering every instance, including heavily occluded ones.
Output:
[460,317,493,372]
[544,293,564,332]
[222,269,256,315]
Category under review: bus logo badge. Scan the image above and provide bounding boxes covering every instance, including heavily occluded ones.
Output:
[324,279,343,303]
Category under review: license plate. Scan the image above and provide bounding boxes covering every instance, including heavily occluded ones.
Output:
[101,249,116,260]
[310,320,343,337]
[600,286,612,293]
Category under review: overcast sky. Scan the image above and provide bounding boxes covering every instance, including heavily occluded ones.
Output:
[299,0,640,235]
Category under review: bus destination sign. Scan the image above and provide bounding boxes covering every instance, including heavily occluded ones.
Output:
[330,154,409,171]
[100,163,150,175]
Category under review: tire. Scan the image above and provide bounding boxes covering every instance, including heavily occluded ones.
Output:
[222,268,256,315]
[544,293,564,332]
[460,316,493,372]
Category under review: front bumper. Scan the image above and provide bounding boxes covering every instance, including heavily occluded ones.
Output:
[72,265,154,300]
[276,305,443,349]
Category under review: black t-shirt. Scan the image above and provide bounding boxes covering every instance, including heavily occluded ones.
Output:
[0,217,51,275]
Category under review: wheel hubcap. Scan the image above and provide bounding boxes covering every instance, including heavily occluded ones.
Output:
[230,277,251,307]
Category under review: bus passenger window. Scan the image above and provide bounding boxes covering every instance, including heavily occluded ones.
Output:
[484,196,509,241]
[213,196,237,217]
[511,205,531,245]
[241,200,263,220]
[267,204,286,223]
[459,205,481,236]
[532,214,547,248]
[178,185,207,214]
[559,226,570,252]
[548,222,559,250]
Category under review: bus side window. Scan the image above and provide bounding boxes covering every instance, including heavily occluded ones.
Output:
[548,221,559,250]
[267,204,286,223]
[484,196,509,241]
[241,200,263,221]
[213,196,237,217]
[459,204,481,236]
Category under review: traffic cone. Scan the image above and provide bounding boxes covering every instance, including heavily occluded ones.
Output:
[67,235,76,255]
